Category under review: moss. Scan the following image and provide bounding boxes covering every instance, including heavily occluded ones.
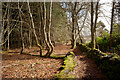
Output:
[78,43,120,80]
[50,54,65,59]
[55,52,75,79]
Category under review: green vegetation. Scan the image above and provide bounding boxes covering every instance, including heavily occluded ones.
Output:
[55,52,75,79]
[86,35,120,53]
[78,43,120,80]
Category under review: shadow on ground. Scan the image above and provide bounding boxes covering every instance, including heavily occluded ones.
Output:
[72,46,108,80]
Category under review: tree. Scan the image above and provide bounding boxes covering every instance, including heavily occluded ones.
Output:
[91,0,100,50]
[27,1,43,56]
[109,1,115,49]
[63,2,89,48]
[45,0,54,57]
[18,2,25,52]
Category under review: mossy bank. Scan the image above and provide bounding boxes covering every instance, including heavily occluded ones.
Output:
[77,43,120,80]
[54,52,75,79]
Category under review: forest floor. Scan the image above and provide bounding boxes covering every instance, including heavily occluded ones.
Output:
[2,45,108,79]
[70,46,108,80]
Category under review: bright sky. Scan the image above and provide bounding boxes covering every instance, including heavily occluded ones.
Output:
[98,0,112,31]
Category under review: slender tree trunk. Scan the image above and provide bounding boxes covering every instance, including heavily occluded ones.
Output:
[7,3,10,50]
[94,0,99,49]
[71,2,80,49]
[40,3,45,48]
[29,30,32,48]
[18,2,25,52]
[91,1,95,49]
[8,26,9,50]
[27,1,42,56]
[2,6,7,49]
[43,1,51,57]
[46,1,54,57]
[110,1,115,49]
[71,12,76,49]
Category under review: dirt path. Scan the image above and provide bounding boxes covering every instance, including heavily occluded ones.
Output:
[2,45,108,79]
[72,46,108,80]
[2,45,71,79]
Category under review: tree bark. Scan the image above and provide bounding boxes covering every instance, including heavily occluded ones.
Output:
[18,2,25,52]
[29,30,32,48]
[43,1,51,57]
[27,1,42,56]
[7,3,10,50]
[109,1,115,49]
[46,1,54,57]
[91,1,95,49]
[71,3,76,49]
[40,3,45,48]
[91,0,100,50]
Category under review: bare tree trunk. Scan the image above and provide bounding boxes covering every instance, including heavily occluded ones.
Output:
[94,0,99,49]
[91,1,95,50]
[71,9,76,49]
[2,6,8,49]
[40,3,45,48]
[18,2,25,53]
[27,1,42,56]
[7,3,10,50]
[29,30,32,48]
[43,1,51,57]
[8,26,9,50]
[91,0,99,50]
[110,1,115,49]
[71,2,77,49]
[46,1,54,57]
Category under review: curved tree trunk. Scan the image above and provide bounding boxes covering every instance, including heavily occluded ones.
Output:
[27,1,42,56]
[46,0,54,57]
[43,1,51,57]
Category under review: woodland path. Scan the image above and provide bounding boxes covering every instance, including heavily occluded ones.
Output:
[2,45,108,79]
[71,46,108,80]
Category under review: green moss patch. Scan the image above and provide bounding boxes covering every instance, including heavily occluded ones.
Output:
[55,52,75,79]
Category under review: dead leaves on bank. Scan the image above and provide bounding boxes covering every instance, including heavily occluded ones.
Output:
[2,53,62,78]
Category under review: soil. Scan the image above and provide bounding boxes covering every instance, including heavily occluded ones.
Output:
[2,45,108,79]
[71,46,108,80]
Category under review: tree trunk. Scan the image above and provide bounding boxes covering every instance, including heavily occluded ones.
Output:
[46,1,54,57]
[7,3,10,50]
[71,11,76,49]
[91,1,95,50]
[7,25,9,50]
[43,1,51,57]
[94,0,99,49]
[18,2,25,52]
[27,1,42,56]
[40,3,45,48]
[110,1,115,49]
[71,3,78,49]
[29,30,32,48]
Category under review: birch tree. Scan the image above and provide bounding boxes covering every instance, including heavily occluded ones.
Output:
[27,1,42,56]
